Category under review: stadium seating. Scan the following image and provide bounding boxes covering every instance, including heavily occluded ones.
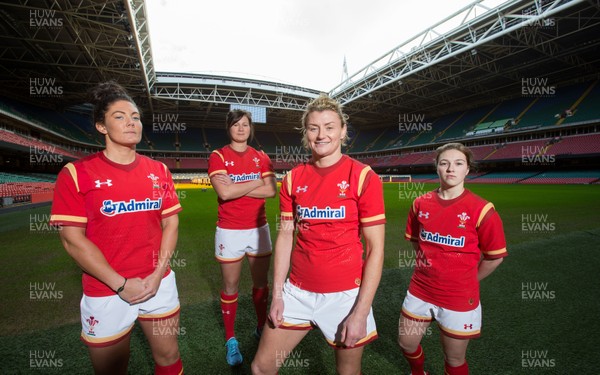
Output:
[561,81,600,124]
[515,82,589,129]
[519,170,600,184]
[469,171,540,184]
[0,129,79,158]
[483,139,550,161]
[546,133,600,156]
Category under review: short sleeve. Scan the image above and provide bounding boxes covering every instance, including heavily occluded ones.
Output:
[49,164,87,227]
[261,152,275,178]
[357,169,386,227]
[208,150,226,177]
[477,207,508,259]
[279,171,293,221]
[160,164,182,218]
[405,200,419,241]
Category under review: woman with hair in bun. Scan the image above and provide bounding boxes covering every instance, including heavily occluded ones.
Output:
[50,81,184,375]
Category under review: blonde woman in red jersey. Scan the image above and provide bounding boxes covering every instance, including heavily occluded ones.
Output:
[251,94,386,375]
[208,109,277,366]
[398,143,508,375]
[50,81,183,375]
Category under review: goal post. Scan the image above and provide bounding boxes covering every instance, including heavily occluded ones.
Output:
[380,175,412,183]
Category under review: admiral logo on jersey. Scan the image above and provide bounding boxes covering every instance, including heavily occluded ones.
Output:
[229,172,261,183]
[420,228,465,248]
[296,205,346,220]
[100,198,162,217]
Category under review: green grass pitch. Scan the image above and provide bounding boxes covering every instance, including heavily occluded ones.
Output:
[1,183,599,374]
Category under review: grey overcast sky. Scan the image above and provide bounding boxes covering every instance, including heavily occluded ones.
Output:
[146,0,506,92]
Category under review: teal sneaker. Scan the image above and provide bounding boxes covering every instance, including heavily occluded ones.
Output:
[225,337,243,366]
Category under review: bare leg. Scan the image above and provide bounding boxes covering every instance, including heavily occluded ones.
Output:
[251,325,309,375]
[88,335,131,375]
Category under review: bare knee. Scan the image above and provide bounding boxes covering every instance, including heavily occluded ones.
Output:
[445,355,466,367]
[251,357,275,375]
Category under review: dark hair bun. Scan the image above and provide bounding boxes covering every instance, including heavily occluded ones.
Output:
[88,80,137,124]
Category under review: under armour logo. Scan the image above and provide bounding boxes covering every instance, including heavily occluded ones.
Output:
[418,210,429,219]
[296,185,308,193]
[225,161,234,167]
[95,179,112,188]
[464,324,473,330]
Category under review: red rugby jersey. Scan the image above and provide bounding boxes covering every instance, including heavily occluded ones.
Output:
[280,155,386,293]
[208,145,274,229]
[50,152,182,297]
[405,189,507,311]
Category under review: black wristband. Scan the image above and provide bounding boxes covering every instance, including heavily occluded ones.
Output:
[116,278,127,294]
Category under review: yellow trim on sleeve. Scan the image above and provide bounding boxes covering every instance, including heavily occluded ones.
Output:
[162,203,182,216]
[357,166,372,197]
[286,171,293,195]
[209,169,227,178]
[64,163,79,192]
[484,248,507,256]
[212,150,224,162]
[49,214,87,223]
[360,214,385,223]
[477,202,495,228]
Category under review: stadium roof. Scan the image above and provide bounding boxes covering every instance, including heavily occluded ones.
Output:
[0,0,598,133]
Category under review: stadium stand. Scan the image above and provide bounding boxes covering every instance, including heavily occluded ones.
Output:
[0,129,79,159]
[514,82,589,129]
[0,172,55,205]
[519,170,600,184]
[469,171,540,184]
[347,128,383,152]
[483,139,550,161]
[561,81,600,125]
[547,133,600,156]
